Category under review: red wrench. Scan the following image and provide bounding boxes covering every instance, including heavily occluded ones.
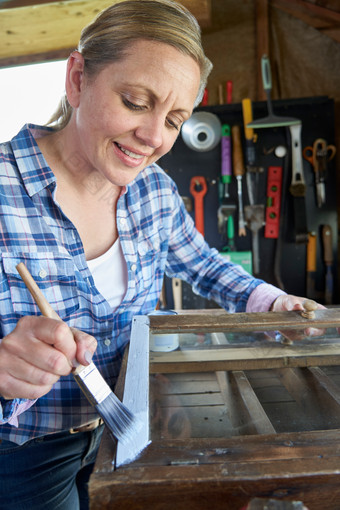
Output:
[190,176,208,236]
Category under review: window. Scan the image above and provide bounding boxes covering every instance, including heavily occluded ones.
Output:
[0,59,67,142]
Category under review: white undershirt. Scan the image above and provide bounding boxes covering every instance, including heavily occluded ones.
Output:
[86,238,128,310]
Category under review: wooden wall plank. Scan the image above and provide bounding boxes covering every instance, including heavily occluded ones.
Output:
[0,0,211,62]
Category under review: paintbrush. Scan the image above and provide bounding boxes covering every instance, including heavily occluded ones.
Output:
[16,262,138,444]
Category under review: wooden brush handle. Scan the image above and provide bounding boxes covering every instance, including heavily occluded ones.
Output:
[16,262,62,322]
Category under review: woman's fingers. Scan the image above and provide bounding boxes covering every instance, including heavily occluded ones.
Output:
[70,327,97,367]
[0,316,98,400]
[271,294,326,342]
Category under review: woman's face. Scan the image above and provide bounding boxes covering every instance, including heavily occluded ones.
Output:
[66,39,201,186]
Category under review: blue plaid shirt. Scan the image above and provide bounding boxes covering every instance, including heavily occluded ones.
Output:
[0,124,266,444]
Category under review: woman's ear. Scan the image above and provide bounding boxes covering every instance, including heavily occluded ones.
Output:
[65,51,85,108]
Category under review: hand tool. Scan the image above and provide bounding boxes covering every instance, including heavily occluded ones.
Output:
[306,231,317,299]
[306,231,323,300]
[303,138,336,208]
[172,278,182,310]
[242,98,257,170]
[244,204,265,275]
[226,80,233,104]
[219,211,253,273]
[240,100,265,273]
[190,176,207,236]
[221,124,232,198]
[217,203,236,239]
[273,150,290,290]
[16,262,138,444]
[243,56,306,244]
[218,83,224,105]
[247,55,300,129]
[182,112,221,152]
[245,55,304,246]
[264,166,282,239]
[288,122,308,244]
[201,88,209,106]
[322,224,333,305]
[289,122,306,197]
[231,125,246,236]
[242,98,264,205]
[225,215,236,252]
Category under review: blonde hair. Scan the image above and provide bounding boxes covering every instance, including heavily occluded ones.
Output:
[47,0,212,129]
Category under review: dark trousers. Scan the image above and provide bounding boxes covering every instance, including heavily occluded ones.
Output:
[0,425,104,510]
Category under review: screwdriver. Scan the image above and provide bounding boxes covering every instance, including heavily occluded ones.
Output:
[221,124,232,199]
[231,125,246,236]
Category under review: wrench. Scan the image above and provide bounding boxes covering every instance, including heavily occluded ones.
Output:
[190,176,208,236]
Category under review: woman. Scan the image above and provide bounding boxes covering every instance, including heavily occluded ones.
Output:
[0,1,321,508]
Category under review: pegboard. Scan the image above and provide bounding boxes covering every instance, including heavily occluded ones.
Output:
[160,96,337,309]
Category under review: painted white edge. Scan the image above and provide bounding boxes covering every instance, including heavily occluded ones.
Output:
[116,315,150,467]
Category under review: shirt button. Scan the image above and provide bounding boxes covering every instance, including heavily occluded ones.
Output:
[131,263,137,272]
[39,269,47,279]
[119,218,127,227]
[104,338,111,346]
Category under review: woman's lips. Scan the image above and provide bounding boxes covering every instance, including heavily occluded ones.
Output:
[113,142,147,167]
[116,142,145,159]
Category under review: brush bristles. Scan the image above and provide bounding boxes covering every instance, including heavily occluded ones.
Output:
[96,393,139,444]
[72,362,139,443]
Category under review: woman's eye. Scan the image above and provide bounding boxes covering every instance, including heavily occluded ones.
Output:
[167,118,181,131]
[122,97,145,111]
[123,95,181,131]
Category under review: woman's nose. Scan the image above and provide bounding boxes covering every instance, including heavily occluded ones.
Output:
[135,115,164,148]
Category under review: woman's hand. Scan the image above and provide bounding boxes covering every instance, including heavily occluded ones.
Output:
[0,316,97,400]
[270,294,325,313]
[271,294,326,341]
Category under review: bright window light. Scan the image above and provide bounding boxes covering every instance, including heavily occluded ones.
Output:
[0,59,67,142]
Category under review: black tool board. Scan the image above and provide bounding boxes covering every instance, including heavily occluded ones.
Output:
[160,96,338,309]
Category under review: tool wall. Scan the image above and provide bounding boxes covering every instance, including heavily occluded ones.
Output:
[160,96,338,309]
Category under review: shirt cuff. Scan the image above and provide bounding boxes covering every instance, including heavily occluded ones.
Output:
[246,283,286,313]
[0,397,37,427]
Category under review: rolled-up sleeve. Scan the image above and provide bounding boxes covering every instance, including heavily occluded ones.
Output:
[246,283,286,313]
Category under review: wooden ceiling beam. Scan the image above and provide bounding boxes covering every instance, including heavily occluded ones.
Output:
[270,0,340,44]
[0,0,211,66]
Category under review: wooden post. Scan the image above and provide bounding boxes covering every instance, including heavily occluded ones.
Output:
[255,0,269,101]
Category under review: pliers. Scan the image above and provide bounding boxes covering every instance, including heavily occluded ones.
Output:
[303,138,336,208]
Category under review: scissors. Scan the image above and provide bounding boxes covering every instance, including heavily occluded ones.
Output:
[303,138,336,207]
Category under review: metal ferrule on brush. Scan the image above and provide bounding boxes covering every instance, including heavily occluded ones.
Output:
[73,362,112,406]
